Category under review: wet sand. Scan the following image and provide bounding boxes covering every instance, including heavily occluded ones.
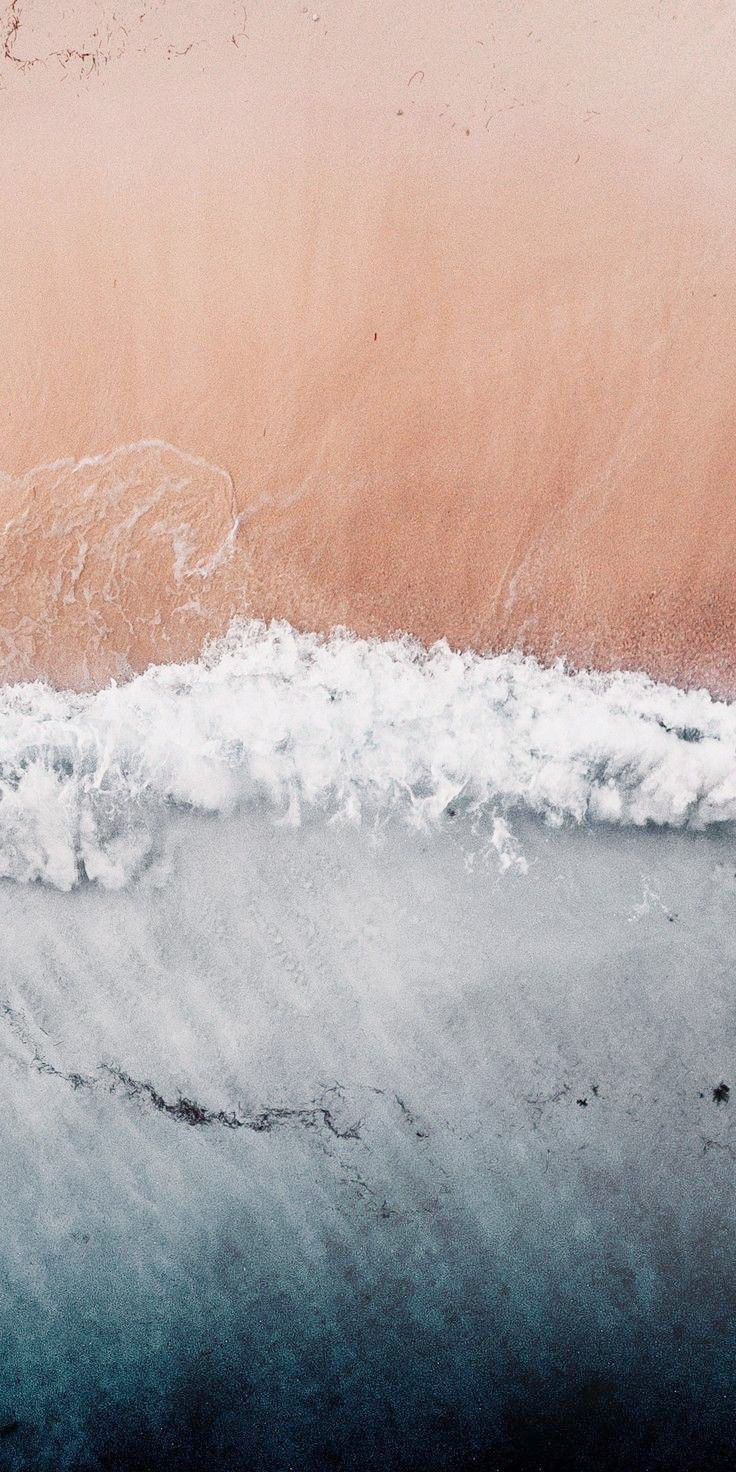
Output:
[1,1,735,691]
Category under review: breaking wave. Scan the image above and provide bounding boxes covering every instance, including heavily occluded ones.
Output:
[0,618,735,889]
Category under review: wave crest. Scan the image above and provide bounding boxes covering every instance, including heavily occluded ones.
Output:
[0,619,734,889]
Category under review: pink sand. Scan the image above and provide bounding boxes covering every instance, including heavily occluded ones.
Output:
[0,1,734,690]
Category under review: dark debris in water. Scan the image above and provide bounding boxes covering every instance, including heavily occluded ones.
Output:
[105,1065,364,1139]
[31,1052,364,1142]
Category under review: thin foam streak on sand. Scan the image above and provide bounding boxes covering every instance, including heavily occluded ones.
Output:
[0,1,735,691]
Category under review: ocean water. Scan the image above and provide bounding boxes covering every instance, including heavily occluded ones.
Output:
[1,622,735,1470]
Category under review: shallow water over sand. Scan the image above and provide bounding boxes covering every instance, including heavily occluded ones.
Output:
[2,801,736,1468]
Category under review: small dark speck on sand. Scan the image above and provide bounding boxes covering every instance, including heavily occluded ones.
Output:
[713,1082,730,1105]
[577,1097,588,1108]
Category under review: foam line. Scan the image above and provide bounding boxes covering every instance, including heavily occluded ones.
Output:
[0,619,734,888]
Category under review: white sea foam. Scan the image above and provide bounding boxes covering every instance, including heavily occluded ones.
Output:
[0,619,734,889]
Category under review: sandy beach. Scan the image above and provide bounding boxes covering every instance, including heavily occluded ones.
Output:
[1,0,735,690]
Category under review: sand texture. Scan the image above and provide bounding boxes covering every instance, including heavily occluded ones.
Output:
[1,1,735,689]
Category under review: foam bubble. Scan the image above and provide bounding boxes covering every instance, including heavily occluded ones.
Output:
[0,619,734,889]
